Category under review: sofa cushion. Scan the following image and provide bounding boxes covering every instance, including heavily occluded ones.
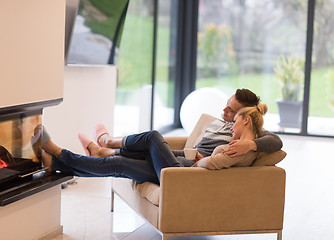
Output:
[133,181,160,206]
[252,150,287,166]
[185,114,217,148]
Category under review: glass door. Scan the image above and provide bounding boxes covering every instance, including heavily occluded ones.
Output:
[115,0,155,136]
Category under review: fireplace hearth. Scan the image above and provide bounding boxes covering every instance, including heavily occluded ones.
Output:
[0,170,72,206]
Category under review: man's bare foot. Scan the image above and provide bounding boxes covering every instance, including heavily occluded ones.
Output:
[98,134,123,149]
[87,142,116,158]
[94,124,122,148]
[32,124,63,159]
[42,139,63,158]
[41,151,53,172]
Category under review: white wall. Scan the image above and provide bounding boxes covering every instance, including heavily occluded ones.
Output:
[0,187,62,240]
[0,0,64,108]
[44,65,117,155]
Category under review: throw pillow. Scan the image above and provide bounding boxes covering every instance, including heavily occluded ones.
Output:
[251,150,287,166]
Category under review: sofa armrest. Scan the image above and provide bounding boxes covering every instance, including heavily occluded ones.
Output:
[158,166,286,233]
[164,136,188,150]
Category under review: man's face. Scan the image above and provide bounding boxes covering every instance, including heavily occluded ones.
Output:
[222,94,244,122]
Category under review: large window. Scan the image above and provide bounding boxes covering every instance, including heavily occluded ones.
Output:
[114,0,179,135]
[67,0,334,137]
[197,0,309,134]
[67,0,179,135]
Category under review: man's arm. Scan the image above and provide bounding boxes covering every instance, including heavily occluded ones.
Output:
[254,130,283,152]
[222,130,282,157]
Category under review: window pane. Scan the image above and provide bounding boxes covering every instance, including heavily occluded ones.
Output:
[153,1,177,129]
[114,0,154,136]
[308,0,334,136]
[196,0,307,133]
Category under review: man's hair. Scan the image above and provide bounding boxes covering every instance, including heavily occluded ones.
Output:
[235,88,260,107]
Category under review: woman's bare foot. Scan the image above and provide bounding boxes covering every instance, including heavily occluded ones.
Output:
[87,142,116,158]
[41,151,53,172]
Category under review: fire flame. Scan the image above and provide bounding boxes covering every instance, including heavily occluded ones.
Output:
[0,158,9,169]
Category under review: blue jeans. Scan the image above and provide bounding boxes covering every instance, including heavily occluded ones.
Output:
[52,130,182,184]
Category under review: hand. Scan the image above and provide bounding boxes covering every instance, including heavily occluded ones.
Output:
[194,151,204,162]
[222,139,257,157]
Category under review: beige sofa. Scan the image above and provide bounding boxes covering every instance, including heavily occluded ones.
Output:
[111,114,286,240]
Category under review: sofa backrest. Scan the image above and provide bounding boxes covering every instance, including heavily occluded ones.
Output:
[185,114,217,148]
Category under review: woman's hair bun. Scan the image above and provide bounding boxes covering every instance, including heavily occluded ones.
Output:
[257,104,268,115]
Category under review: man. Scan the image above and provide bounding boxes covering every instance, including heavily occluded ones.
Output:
[194,88,282,158]
[94,88,282,159]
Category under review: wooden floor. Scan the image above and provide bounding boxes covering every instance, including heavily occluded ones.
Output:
[51,134,334,240]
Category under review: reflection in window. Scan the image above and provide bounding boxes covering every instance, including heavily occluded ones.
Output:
[67,0,128,65]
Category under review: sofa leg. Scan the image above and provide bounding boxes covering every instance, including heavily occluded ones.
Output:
[111,190,114,212]
[277,230,282,240]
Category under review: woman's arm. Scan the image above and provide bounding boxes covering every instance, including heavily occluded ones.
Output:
[211,144,228,156]
[194,154,234,169]
[194,151,255,170]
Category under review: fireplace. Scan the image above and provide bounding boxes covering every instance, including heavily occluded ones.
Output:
[0,110,72,206]
[0,111,43,182]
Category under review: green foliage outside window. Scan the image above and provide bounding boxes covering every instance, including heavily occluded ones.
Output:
[274,56,305,101]
[79,0,128,44]
[197,23,237,78]
[325,70,334,112]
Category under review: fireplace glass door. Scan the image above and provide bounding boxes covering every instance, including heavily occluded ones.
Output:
[0,113,43,183]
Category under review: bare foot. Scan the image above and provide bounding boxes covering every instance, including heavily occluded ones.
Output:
[87,142,116,157]
[41,151,53,172]
[42,139,63,158]
[98,134,123,149]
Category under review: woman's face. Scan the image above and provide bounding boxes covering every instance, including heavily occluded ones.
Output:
[231,114,246,140]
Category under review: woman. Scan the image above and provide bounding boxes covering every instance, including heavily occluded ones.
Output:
[38,104,268,185]
[194,103,267,169]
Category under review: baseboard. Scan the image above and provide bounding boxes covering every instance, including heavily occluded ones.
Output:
[33,225,63,240]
